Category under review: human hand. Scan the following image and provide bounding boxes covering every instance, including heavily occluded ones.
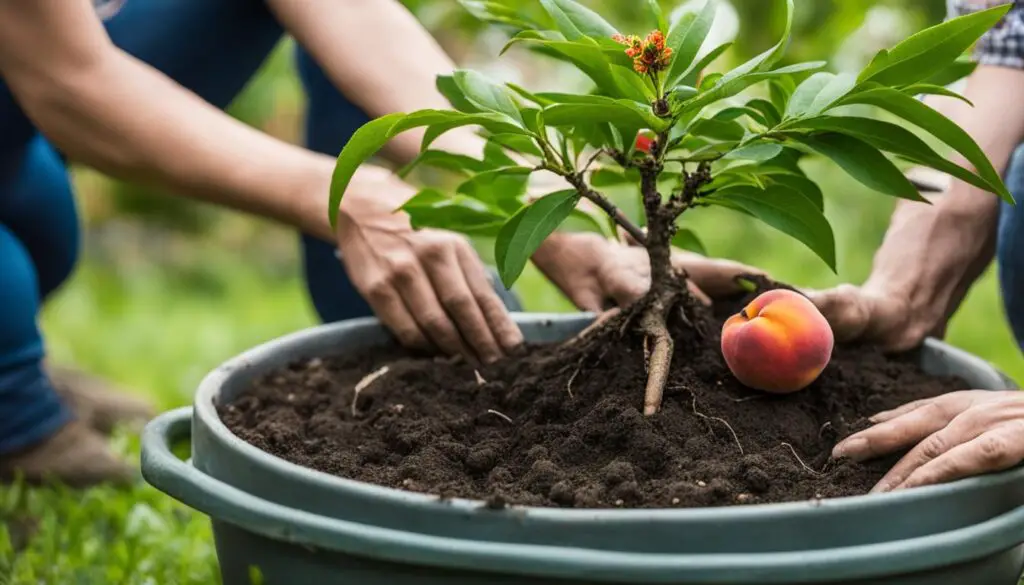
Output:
[832,390,1024,493]
[335,182,523,364]
[803,283,933,352]
[531,231,764,311]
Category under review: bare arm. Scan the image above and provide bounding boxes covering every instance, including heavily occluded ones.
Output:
[811,65,1024,349]
[266,0,487,163]
[0,0,422,242]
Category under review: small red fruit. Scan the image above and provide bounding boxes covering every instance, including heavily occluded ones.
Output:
[635,129,655,154]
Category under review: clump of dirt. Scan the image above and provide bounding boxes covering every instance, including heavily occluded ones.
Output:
[220,280,966,509]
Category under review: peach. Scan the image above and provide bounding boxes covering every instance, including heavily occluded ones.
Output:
[721,289,834,394]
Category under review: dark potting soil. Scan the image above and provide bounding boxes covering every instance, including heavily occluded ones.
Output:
[221,280,968,509]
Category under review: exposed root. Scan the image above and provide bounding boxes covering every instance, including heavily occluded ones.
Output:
[782,442,821,475]
[731,394,764,403]
[641,298,674,416]
[485,409,514,424]
[474,370,487,386]
[691,393,744,455]
[566,367,580,399]
[351,365,389,417]
[818,421,833,438]
[569,307,621,344]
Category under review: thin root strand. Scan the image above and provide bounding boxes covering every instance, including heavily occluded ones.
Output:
[691,394,744,455]
[485,409,514,424]
[782,442,821,475]
[351,365,390,417]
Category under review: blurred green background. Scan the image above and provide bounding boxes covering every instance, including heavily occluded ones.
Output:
[3,0,1022,583]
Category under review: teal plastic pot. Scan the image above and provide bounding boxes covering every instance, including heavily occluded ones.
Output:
[142,314,1024,585]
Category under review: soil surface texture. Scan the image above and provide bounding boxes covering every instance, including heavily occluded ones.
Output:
[221,279,968,509]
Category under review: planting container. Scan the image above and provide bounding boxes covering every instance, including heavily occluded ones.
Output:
[142,313,1024,584]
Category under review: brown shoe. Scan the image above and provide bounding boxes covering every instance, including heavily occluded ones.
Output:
[45,363,156,434]
[0,421,136,488]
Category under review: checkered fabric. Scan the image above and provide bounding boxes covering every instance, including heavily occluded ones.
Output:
[951,0,1024,69]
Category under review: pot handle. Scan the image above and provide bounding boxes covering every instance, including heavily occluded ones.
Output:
[141,407,1024,583]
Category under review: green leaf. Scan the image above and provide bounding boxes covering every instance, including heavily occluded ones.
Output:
[330,112,407,228]
[746,99,781,126]
[539,0,618,41]
[611,66,656,102]
[454,70,523,124]
[398,150,493,178]
[725,142,783,162]
[920,56,978,87]
[679,61,826,116]
[591,167,640,186]
[420,113,524,150]
[769,76,796,114]
[406,198,509,237]
[785,115,1002,199]
[503,37,626,98]
[765,173,823,210]
[858,4,1012,87]
[648,0,668,33]
[715,106,769,126]
[490,133,544,157]
[709,185,836,271]
[456,167,533,215]
[495,189,580,287]
[458,0,539,29]
[506,83,552,107]
[675,41,733,87]
[689,117,745,141]
[568,207,613,236]
[399,187,450,211]
[838,87,1012,203]
[672,228,707,255]
[544,98,668,132]
[666,0,717,86]
[795,132,925,202]
[785,72,856,119]
[902,83,974,107]
[437,75,483,113]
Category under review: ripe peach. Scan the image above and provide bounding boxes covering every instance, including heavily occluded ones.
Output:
[721,289,834,394]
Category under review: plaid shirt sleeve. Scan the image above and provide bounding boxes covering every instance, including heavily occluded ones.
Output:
[951,1,1024,69]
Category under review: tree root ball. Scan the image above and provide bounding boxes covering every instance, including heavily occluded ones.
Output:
[721,289,834,394]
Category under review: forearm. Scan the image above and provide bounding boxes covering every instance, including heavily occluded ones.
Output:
[12,49,336,241]
[267,0,486,164]
[866,66,1024,326]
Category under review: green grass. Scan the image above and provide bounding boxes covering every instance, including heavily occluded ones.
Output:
[2,131,1022,585]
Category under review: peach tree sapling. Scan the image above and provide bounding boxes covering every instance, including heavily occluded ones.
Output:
[329,0,1014,415]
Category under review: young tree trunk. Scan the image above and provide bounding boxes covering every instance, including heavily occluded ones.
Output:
[639,166,683,415]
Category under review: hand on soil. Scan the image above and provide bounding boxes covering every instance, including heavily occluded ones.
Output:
[336,201,523,363]
[721,290,834,394]
[533,232,764,312]
[833,390,1024,492]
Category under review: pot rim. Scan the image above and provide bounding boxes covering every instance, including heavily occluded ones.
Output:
[145,406,1024,583]
[195,313,1024,521]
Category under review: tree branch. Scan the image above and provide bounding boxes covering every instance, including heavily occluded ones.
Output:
[565,173,648,246]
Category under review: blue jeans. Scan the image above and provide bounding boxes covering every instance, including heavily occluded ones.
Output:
[999,146,1024,352]
[0,0,521,454]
